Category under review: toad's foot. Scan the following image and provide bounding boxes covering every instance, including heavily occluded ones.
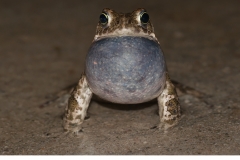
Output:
[157,73,181,131]
[172,80,205,98]
[63,74,92,134]
[39,83,76,108]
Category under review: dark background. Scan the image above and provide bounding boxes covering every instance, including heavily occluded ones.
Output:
[0,0,239,154]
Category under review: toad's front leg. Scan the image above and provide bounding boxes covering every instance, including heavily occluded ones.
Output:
[157,73,181,130]
[63,74,93,133]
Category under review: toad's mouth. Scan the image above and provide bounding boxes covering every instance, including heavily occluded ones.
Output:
[94,32,158,42]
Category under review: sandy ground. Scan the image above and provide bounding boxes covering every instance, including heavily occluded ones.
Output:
[0,0,240,155]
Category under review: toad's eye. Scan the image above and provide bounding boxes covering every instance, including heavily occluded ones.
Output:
[99,12,108,25]
[140,12,149,24]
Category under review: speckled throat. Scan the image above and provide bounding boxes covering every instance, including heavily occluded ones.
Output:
[86,36,166,104]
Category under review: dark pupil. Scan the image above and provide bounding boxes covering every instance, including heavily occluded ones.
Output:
[99,13,108,24]
[140,13,149,24]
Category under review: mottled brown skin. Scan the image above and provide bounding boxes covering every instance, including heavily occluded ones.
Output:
[166,99,180,115]
[63,74,92,133]
[63,8,181,133]
[95,8,155,40]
